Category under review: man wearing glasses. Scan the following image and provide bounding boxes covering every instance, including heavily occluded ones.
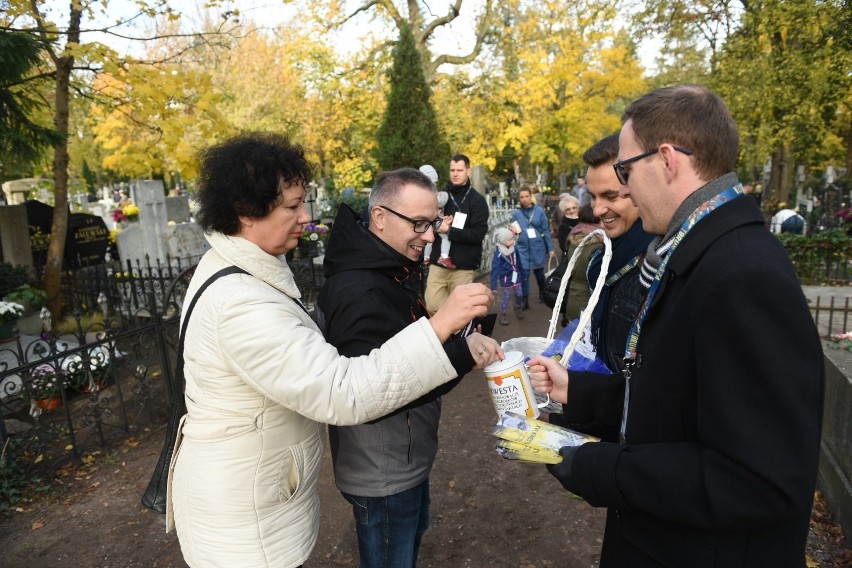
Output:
[318,167,501,567]
[531,85,824,566]
[425,153,490,313]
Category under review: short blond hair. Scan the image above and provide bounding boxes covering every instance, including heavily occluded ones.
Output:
[560,194,580,213]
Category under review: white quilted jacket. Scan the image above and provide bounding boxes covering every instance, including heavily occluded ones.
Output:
[167,232,457,567]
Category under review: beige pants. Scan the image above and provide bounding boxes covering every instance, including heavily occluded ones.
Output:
[425,265,476,314]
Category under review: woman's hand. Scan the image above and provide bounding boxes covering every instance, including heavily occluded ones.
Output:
[429,284,493,342]
[527,355,569,404]
[465,333,505,369]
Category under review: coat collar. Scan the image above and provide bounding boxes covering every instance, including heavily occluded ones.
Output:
[667,196,765,277]
[323,204,423,286]
[205,231,302,298]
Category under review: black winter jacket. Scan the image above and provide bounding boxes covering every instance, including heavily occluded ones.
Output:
[318,205,474,496]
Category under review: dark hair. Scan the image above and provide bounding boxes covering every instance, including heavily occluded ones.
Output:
[582,134,620,167]
[195,132,313,234]
[369,168,435,210]
[578,204,599,224]
[518,184,533,196]
[451,154,470,168]
[622,84,738,180]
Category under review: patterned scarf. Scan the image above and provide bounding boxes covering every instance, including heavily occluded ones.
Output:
[640,173,740,287]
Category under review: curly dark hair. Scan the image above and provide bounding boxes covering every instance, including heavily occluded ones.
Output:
[195,132,314,234]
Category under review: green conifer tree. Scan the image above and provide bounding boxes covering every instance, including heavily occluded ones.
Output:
[375,22,449,178]
[0,32,62,169]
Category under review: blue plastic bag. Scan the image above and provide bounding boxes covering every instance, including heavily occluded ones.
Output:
[540,319,611,374]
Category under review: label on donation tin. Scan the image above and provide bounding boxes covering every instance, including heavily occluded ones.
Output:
[483,351,539,418]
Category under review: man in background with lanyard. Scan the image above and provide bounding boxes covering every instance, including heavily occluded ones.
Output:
[529,84,824,566]
[425,154,490,313]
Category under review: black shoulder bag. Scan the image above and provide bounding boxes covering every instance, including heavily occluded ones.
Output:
[542,252,570,309]
[141,266,247,514]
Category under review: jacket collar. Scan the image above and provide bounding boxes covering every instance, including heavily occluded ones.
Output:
[447,181,472,195]
[205,231,302,298]
[323,204,423,286]
[667,195,765,276]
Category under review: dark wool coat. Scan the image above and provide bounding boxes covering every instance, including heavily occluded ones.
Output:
[318,205,474,496]
[565,194,825,567]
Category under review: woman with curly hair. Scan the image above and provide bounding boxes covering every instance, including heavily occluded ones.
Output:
[168,132,496,567]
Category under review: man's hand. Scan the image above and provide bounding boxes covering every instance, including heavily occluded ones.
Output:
[439,215,454,234]
[430,283,493,342]
[546,445,580,493]
[527,355,569,404]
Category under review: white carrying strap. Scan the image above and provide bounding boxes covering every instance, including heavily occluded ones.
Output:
[544,255,557,276]
[545,229,612,367]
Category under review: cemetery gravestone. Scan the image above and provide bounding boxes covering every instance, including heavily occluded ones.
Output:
[116,181,209,267]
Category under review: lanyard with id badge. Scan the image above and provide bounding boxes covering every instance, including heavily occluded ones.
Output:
[523,209,538,239]
[448,187,471,230]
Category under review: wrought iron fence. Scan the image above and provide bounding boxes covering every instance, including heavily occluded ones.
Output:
[0,253,322,481]
[810,296,852,338]
[476,206,516,278]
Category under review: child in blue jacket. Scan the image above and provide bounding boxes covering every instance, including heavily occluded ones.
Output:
[490,228,524,325]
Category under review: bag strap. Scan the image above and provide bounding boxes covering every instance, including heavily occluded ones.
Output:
[545,229,612,367]
[172,266,247,399]
[546,255,557,273]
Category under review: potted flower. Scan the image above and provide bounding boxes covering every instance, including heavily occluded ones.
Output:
[0,300,24,342]
[4,283,47,312]
[299,222,330,257]
[4,283,47,335]
[66,348,112,393]
[26,364,64,410]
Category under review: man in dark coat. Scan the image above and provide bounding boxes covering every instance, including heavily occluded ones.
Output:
[425,153,489,313]
[530,85,824,567]
[318,168,501,567]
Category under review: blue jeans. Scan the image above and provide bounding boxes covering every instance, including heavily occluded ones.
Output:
[342,479,430,568]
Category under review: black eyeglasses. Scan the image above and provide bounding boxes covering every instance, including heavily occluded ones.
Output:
[613,146,694,185]
[378,205,443,233]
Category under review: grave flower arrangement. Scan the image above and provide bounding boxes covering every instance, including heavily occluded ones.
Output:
[300,222,329,243]
[27,364,63,401]
[0,300,24,324]
[112,204,139,223]
[828,331,852,353]
[66,348,111,391]
[122,203,139,221]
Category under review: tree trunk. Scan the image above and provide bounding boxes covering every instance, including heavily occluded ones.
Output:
[846,114,852,178]
[43,4,82,321]
[765,146,796,212]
